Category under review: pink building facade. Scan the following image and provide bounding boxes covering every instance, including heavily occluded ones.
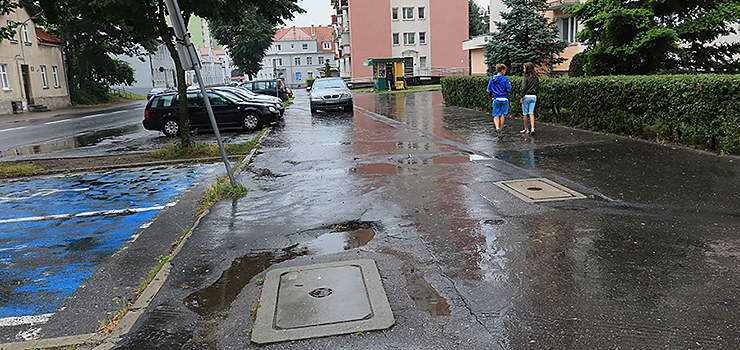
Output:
[334,0,469,81]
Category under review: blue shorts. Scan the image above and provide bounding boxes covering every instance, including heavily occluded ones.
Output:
[522,95,537,115]
[492,99,509,117]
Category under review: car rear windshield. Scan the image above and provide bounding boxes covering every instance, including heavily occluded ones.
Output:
[150,94,176,108]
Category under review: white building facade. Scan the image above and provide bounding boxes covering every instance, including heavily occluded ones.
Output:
[254,26,335,88]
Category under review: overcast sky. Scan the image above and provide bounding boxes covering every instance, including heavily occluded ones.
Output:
[283,0,489,28]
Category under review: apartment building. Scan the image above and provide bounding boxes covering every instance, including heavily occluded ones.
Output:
[1,4,70,114]
[254,26,335,88]
[333,0,469,81]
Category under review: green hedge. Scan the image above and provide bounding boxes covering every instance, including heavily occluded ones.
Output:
[306,78,316,89]
[441,75,740,154]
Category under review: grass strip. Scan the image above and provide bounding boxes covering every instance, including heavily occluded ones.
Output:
[0,161,48,178]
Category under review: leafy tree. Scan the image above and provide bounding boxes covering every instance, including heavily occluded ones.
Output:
[469,0,489,38]
[483,0,567,76]
[571,0,740,75]
[324,60,331,77]
[210,8,276,80]
[40,2,149,104]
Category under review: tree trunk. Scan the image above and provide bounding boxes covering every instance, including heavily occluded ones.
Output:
[157,0,191,145]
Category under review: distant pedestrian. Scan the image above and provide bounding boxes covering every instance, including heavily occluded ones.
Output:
[519,62,539,135]
[486,63,512,135]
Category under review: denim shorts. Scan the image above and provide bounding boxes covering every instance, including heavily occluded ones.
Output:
[492,98,509,116]
[522,95,537,115]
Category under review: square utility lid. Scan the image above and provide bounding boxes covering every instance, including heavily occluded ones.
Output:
[495,178,586,203]
[251,259,394,344]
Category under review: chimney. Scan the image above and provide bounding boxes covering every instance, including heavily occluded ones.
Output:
[311,25,315,36]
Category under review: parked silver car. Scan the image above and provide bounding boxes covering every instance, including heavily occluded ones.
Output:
[309,77,353,113]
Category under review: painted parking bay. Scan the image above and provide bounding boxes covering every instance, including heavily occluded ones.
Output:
[0,165,211,325]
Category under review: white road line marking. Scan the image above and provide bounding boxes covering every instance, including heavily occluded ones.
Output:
[0,202,177,224]
[0,127,26,133]
[45,119,72,125]
[0,313,53,327]
[82,113,106,119]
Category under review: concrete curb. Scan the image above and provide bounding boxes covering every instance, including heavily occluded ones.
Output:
[0,128,271,350]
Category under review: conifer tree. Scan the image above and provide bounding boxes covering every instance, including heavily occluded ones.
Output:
[483,0,567,76]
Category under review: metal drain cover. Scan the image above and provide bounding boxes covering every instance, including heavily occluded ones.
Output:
[495,178,586,203]
[251,259,394,344]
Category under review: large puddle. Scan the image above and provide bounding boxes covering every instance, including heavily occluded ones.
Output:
[184,222,378,318]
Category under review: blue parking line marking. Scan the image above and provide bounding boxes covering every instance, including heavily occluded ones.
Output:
[0,165,213,320]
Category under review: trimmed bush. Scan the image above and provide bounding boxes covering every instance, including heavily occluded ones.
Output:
[441,75,740,154]
[306,78,316,89]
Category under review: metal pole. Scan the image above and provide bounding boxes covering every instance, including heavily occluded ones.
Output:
[165,0,236,186]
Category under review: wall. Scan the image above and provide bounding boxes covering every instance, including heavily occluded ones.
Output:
[429,0,468,70]
[348,0,392,80]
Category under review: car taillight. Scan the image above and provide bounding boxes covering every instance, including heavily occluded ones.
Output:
[145,110,149,119]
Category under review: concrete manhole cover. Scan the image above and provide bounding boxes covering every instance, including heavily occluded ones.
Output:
[251,259,395,344]
[494,178,586,203]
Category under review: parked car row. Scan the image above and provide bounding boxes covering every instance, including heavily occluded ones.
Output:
[144,77,354,137]
[143,88,282,137]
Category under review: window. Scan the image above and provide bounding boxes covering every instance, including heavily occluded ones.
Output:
[207,92,228,105]
[302,43,308,50]
[7,21,17,43]
[403,32,415,45]
[22,23,31,44]
[392,7,399,20]
[40,65,48,88]
[418,7,425,20]
[52,66,60,87]
[403,7,414,20]
[419,32,426,45]
[307,71,313,79]
[322,41,332,50]
[277,44,282,51]
[0,64,10,89]
[295,57,301,65]
[561,17,577,44]
[307,56,313,65]
[420,57,427,68]
[393,33,400,45]
[319,56,324,64]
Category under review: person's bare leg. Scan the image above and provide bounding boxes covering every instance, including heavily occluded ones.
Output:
[528,114,535,132]
[493,116,501,129]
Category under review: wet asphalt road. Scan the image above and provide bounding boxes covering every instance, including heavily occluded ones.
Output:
[113,89,740,349]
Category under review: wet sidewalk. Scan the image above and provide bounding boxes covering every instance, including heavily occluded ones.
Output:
[105,89,740,349]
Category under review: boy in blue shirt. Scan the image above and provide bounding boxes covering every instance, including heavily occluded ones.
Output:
[486,63,512,135]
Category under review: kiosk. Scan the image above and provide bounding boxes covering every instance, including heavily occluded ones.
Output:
[363,58,408,92]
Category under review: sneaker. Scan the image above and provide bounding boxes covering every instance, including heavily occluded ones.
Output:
[530,130,535,135]
[520,129,530,134]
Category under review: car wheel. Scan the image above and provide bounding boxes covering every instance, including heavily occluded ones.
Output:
[162,118,180,138]
[241,112,262,131]
[310,103,317,113]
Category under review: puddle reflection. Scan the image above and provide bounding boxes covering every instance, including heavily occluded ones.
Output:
[0,125,140,158]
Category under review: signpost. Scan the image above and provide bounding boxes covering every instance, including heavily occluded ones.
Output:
[164,0,236,186]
